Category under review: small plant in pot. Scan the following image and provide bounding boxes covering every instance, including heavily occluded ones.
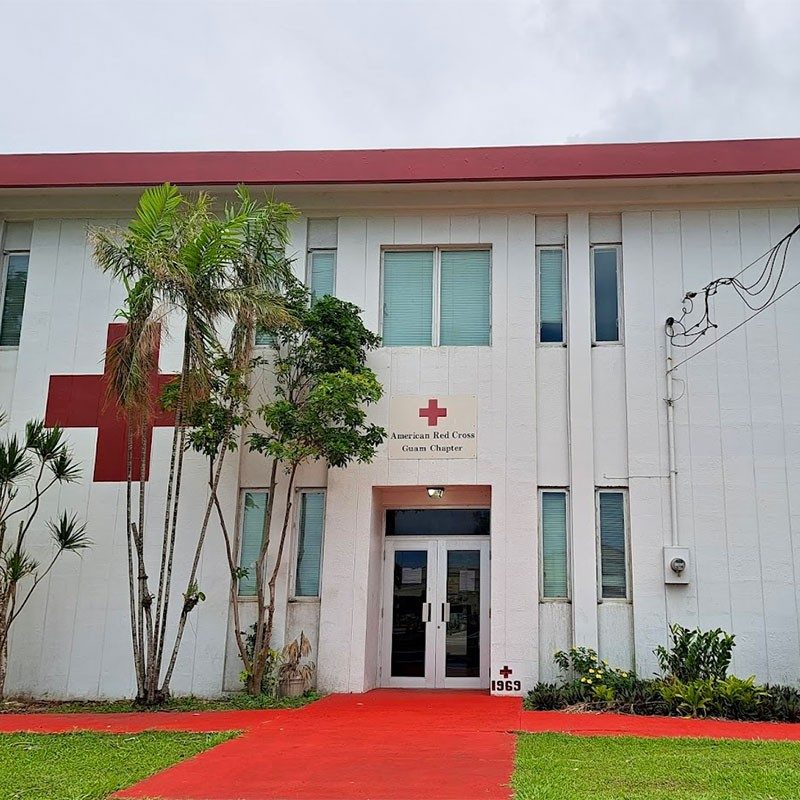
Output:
[278,632,315,698]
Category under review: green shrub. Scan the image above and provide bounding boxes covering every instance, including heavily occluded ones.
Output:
[524,633,800,723]
[654,624,735,682]
[711,675,767,720]
[757,685,800,722]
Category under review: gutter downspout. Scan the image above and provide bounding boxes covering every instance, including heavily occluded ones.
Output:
[665,318,679,547]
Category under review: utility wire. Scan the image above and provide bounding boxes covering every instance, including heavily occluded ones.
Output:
[668,275,800,372]
[666,221,800,361]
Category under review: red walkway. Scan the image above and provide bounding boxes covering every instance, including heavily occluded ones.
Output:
[4,690,800,799]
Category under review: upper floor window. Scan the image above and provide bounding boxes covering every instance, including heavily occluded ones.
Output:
[382,248,491,347]
[596,489,629,600]
[537,247,565,344]
[307,218,337,300]
[1,222,33,348]
[591,245,622,343]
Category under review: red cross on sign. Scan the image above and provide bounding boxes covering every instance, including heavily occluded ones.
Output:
[418,398,447,427]
[44,323,177,483]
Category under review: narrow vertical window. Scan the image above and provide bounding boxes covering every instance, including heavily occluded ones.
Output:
[1,222,33,347]
[238,491,268,597]
[294,491,326,597]
[592,245,621,343]
[307,218,337,300]
[597,490,628,599]
[540,490,569,599]
[537,247,565,343]
[382,250,434,346]
[439,250,491,346]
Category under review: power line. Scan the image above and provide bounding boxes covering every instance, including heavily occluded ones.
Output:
[666,221,800,360]
[667,275,800,373]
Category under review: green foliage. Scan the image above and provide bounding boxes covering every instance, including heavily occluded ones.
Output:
[654,623,735,682]
[527,633,798,723]
[239,623,283,696]
[249,286,386,470]
[758,684,800,722]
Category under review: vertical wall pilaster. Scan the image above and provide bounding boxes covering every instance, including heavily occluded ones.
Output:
[567,213,599,649]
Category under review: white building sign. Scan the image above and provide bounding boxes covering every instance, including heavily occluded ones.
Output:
[388,395,477,459]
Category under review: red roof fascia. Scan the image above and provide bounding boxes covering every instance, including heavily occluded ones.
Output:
[1,138,799,189]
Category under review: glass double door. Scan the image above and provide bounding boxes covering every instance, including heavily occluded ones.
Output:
[382,537,489,689]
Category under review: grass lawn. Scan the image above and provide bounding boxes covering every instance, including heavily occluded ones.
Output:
[0,730,235,800]
[1,691,320,714]
[514,733,800,800]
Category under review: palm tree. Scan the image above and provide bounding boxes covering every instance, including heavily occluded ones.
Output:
[92,185,296,705]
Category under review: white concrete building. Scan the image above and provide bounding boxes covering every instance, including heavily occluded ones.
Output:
[2,138,800,698]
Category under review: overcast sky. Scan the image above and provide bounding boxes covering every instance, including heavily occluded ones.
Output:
[3,0,799,153]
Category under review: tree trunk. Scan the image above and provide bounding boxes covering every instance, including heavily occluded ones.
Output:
[0,631,8,700]
[248,462,298,696]
[160,441,230,695]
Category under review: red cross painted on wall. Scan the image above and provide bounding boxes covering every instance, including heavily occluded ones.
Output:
[499,665,513,679]
[44,323,177,482]
[418,398,448,427]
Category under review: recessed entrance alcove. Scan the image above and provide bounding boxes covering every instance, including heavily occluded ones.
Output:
[367,485,492,690]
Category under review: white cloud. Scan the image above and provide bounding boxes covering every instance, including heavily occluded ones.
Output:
[2,0,799,152]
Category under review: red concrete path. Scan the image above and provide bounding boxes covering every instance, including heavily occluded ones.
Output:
[4,690,800,800]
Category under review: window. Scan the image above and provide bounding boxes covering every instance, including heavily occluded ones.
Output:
[596,489,629,600]
[540,490,569,599]
[307,218,337,300]
[294,490,326,597]
[592,245,622,343]
[537,247,565,343]
[1,222,33,347]
[238,491,268,597]
[382,248,491,346]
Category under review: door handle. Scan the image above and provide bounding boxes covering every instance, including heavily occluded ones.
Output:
[442,602,451,623]
[421,602,431,622]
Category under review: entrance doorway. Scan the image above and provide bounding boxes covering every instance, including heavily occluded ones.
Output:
[380,509,490,689]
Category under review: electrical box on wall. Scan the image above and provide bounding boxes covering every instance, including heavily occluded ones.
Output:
[663,546,690,584]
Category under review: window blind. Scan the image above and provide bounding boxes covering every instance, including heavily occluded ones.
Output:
[309,250,336,299]
[440,250,491,346]
[538,248,564,343]
[382,251,433,346]
[0,253,30,347]
[295,491,325,597]
[598,491,627,599]
[238,491,268,597]
[593,247,620,342]
[541,491,568,599]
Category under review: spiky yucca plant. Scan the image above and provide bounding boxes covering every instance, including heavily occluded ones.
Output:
[0,414,88,698]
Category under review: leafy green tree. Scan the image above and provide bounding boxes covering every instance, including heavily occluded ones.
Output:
[91,185,295,704]
[0,415,89,698]
[196,283,385,695]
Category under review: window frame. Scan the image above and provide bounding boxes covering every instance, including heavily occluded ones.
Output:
[290,488,327,601]
[236,488,269,600]
[0,248,31,350]
[379,244,492,347]
[538,487,571,602]
[536,245,567,346]
[595,487,631,603]
[590,243,623,345]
